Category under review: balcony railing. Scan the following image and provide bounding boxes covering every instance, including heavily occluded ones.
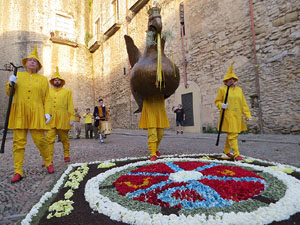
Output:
[103,15,121,38]
[88,34,104,53]
[129,0,149,13]
[50,31,78,47]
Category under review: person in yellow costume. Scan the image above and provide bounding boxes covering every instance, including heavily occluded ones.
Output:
[72,107,81,139]
[47,66,75,163]
[215,62,252,161]
[139,94,170,161]
[83,108,93,139]
[6,45,54,183]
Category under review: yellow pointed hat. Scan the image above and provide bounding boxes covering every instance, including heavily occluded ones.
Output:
[223,62,239,81]
[50,66,65,87]
[22,45,42,71]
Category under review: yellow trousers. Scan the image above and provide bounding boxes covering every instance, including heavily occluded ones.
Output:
[47,128,70,162]
[147,128,164,157]
[224,132,240,157]
[12,129,51,176]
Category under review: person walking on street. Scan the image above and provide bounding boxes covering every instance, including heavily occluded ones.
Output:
[139,95,170,161]
[47,66,75,163]
[172,104,185,134]
[215,62,252,161]
[6,45,54,183]
[93,99,109,143]
[72,108,81,139]
[83,108,93,139]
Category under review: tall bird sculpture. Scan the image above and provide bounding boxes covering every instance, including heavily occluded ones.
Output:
[125,4,180,113]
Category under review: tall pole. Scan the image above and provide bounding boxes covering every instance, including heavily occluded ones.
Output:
[216,84,231,146]
[180,25,187,88]
[126,0,133,128]
[1,63,22,153]
[249,0,263,134]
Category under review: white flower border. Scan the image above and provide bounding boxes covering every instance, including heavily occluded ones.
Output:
[21,154,300,225]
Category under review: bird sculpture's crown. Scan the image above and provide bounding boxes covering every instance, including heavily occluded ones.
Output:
[147,4,161,17]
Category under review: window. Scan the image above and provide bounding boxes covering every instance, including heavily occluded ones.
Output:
[94,17,101,40]
[112,0,119,23]
[103,0,121,37]
[55,12,75,41]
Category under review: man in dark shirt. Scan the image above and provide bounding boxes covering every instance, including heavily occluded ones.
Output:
[172,104,185,134]
[93,99,109,143]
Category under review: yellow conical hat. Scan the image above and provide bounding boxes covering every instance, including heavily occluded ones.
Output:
[22,45,42,71]
[50,66,65,87]
[223,62,239,81]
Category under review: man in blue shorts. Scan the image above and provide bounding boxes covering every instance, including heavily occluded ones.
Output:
[172,104,185,134]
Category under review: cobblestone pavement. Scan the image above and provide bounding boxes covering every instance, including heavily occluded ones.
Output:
[0,129,299,224]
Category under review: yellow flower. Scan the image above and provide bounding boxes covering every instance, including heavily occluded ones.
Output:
[64,189,74,199]
[98,162,116,168]
[199,156,211,160]
[54,212,62,217]
[245,158,254,163]
[269,166,293,174]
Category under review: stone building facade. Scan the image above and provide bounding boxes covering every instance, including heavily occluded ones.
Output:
[0,0,93,126]
[0,0,299,134]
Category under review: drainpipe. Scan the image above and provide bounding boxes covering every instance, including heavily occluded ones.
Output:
[92,69,96,107]
[180,25,187,88]
[90,5,96,108]
[126,0,133,128]
[249,0,263,134]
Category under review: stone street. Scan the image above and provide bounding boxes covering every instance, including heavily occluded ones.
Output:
[0,129,299,224]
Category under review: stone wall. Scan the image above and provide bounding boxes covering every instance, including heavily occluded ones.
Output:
[0,0,93,128]
[90,0,300,134]
[0,0,299,134]
[252,0,300,134]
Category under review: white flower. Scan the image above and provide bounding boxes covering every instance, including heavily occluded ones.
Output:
[169,171,203,182]
[152,213,164,225]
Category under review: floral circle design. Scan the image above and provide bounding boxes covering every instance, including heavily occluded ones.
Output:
[84,157,300,225]
[113,161,265,210]
[20,155,300,225]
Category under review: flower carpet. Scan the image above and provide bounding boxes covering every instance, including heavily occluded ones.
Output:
[21,154,300,225]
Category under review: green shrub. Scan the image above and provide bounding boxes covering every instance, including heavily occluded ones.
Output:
[203,125,218,134]
[85,32,93,46]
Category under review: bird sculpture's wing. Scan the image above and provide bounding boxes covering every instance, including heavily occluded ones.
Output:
[124,35,142,68]
[125,35,143,113]
[132,91,143,113]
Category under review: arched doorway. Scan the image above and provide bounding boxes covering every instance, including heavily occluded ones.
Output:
[174,81,202,133]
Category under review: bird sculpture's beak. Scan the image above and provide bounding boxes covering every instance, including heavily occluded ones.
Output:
[149,16,162,34]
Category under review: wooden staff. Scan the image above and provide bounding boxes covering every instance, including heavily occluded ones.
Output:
[216,84,231,146]
[1,63,22,153]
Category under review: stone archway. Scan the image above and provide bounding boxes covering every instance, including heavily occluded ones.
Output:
[174,81,202,133]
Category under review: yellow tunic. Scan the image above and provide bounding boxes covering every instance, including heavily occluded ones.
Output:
[215,85,252,133]
[139,95,170,129]
[48,88,75,130]
[74,112,81,122]
[6,72,51,130]
[83,113,93,124]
